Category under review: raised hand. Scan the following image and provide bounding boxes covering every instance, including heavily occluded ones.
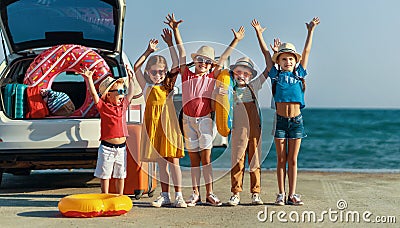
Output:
[301,17,320,69]
[306,17,320,31]
[80,66,96,79]
[161,28,173,45]
[164,13,183,30]
[147,39,159,53]
[270,38,282,53]
[232,26,245,41]
[251,19,266,34]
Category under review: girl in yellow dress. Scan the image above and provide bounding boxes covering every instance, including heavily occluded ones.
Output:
[129,29,186,208]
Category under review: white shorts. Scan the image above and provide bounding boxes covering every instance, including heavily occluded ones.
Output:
[182,113,214,151]
[94,143,127,179]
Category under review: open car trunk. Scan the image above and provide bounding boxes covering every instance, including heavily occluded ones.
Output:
[0,0,126,55]
[0,53,125,119]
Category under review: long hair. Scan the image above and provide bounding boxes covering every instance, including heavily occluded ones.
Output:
[143,55,168,84]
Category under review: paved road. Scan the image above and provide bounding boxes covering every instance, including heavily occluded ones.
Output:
[0,170,398,227]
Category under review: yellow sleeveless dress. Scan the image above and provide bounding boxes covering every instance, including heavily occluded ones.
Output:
[140,84,184,161]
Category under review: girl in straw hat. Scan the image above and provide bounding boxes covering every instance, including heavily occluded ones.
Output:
[80,64,137,195]
[129,29,187,208]
[165,13,244,206]
[264,17,320,206]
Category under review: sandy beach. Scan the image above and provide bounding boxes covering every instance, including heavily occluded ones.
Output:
[0,170,398,227]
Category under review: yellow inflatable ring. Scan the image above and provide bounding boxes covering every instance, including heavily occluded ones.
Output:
[58,193,132,217]
[215,69,234,137]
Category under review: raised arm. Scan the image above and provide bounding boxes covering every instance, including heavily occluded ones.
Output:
[300,17,320,69]
[164,13,185,75]
[80,67,100,104]
[213,26,245,77]
[270,38,282,54]
[133,39,159,89]
[251,19,274,76]
[161,28,179,73]
[125,65,136,102]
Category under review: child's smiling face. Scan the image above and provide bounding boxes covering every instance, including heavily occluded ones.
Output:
[277,53,297,72]
[106,82,125,106]
[194,55,213,74]
[147,63,166,84]
[232,65,253,86]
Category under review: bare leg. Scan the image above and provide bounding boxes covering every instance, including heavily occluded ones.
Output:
[200,148,213,195]
[157,157,170,193]
[167,157,182,193]
[100,179,110,194]
[188,151,201,195]
[274,138,287,194]
[115,178,125,195]
[287,138,301,196]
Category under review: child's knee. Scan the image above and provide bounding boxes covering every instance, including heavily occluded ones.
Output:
[287,158,297,167]
[276,156,287,164]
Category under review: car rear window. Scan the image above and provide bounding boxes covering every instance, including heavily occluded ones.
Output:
[53,72,84,82]
[6,0,116,45]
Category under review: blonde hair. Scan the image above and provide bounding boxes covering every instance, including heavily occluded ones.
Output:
[144,55,168,84]
[110,80,124,89]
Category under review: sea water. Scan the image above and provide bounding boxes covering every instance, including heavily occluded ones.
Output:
[180,109,400,172]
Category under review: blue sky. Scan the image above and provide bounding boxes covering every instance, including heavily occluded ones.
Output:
[121,0,400,109]
[1,0,400,108]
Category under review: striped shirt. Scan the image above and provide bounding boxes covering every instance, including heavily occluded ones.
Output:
[234,86,254,103]
[45,90,71,113]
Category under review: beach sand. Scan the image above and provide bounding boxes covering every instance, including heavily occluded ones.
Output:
[0,170,398,227]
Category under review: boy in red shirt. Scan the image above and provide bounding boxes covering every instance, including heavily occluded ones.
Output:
[81,66,136,195]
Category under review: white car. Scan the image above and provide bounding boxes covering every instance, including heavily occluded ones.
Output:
[0,0,143,185]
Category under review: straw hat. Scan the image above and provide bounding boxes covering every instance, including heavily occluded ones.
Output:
[271,43,302,63]
[190,46,216,63]
[229,57,257,76]
[99,76,126,98]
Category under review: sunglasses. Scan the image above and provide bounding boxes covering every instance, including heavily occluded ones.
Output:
[233,70,252,78]
[108,89,126,95]
[148,70,166,76]
[195,56,213,65]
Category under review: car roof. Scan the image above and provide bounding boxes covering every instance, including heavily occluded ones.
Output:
[0,0,125,54]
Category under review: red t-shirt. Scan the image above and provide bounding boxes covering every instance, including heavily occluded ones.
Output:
[96,98,129,141]
[182,67,215,117]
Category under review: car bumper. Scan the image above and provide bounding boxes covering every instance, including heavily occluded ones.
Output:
[0,148,98,170]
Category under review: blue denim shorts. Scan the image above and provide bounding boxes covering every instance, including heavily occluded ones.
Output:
[274,114,307,139]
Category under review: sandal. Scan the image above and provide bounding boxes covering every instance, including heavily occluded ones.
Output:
[287,194,304,206]
[206,193,222,206]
